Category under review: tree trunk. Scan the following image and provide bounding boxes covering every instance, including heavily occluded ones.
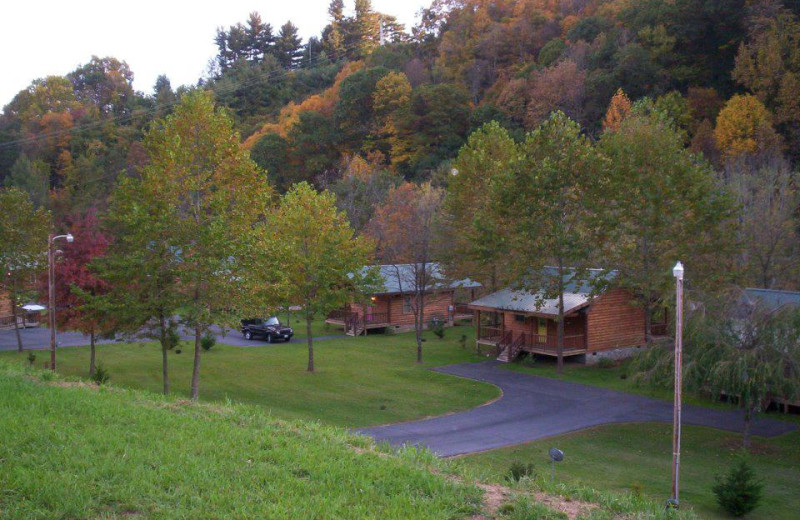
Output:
[11,299,23,353]
[416,290,424,364]
[556,261,565,374]
[190,323,202,401]
[89,331,96,377]
[644,299,653,345]
[306,311,314,372]
[159,315,170,395]
[742,405,753,450]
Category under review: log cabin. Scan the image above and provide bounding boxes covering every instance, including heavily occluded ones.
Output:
[326,263,481,336]
[468,268,663,364]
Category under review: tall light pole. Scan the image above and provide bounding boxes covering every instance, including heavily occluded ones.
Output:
[670,261,685,508]
[48,233,74,371]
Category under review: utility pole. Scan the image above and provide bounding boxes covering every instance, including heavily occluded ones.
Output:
[670,261,685,507]
[48,233,74,371]
[48,234,56,371]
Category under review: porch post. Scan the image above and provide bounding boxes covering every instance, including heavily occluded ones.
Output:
[476,310,481,340]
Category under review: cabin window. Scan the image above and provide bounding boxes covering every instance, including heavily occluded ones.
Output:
[514,314,526,323]
[403,296,413,314]
[537,318,547,336]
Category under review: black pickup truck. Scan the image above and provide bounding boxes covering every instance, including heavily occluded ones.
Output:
[241,317,294,343]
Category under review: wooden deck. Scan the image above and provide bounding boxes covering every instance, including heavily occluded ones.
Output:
[477,329,587,359]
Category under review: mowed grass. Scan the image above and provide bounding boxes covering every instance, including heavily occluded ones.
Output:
[0,327,498,428]
[457,422,800,520]
[0,362,484,519]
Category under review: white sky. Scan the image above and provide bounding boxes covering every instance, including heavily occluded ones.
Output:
[0,1,427,109]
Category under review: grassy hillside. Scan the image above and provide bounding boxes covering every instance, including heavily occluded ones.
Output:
[0,328,498,427]
[0,361,484,519]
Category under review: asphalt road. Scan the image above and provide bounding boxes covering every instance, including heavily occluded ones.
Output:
[358,361,798,457]
[0,324,342,351]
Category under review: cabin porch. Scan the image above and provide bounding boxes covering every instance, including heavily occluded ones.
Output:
[474,309,588,361]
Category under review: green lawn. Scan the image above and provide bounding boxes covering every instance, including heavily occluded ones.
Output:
[0,326,497,428]
[0,361,484,519]
[457,422,800,520]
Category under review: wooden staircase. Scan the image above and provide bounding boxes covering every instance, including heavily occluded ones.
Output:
[345,314,365,336]
[497,332,526,363]
[495,330,514,362]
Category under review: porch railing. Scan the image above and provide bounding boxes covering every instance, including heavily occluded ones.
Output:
[327,309,352,322]
[525,333,586,351]
[651,323,668,336]
[454,303,473,316]
[478,326,503,342]
[363,312,388,324]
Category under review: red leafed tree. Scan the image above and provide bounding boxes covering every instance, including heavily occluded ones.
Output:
[52,209,112,376]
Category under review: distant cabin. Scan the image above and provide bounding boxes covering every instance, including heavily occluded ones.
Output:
[467,269,665,364]
[741,287,800,312]
[326,263,481,336]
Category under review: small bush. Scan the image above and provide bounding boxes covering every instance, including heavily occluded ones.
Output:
[508,461,536,482]
[27,352,36,367]
[459,334,467,349]
[428,316,445,339]
[39,369,55,382]
[712,458,763,517]
[91,364,110,386]
[201,332,216,351]
[384,326,396,336]
[521,354,537,367]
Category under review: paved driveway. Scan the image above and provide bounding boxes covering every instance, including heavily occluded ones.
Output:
[358,361,797,457]
[0,325,342,351]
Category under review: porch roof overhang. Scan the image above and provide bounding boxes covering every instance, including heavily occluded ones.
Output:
[467,288,592,318]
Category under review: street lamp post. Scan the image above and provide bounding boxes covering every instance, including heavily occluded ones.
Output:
[670,261,685,507]
[48,233,73,371]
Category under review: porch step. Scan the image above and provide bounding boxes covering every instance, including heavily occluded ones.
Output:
[496,347,510,363]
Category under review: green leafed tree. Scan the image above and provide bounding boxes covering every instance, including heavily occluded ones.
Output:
[275,21,304,69]
[268,182,376,372]
[0,188,50,352]
[598,112,735,342]
[480,112,606,373]
[441,121,519,291]
[101,91,273,399]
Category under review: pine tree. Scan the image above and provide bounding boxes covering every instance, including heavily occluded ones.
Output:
[352,0,381,59]
[323,0,346,61]
[275,21,303,68]
[713,458,763,517]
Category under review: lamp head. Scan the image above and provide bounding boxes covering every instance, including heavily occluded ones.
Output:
[65,233,74,243]
[672,261,684,280]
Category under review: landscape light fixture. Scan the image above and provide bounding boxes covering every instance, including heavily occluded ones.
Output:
[669,261,684,508]
[548,447,564,481]
[48,233,75,371]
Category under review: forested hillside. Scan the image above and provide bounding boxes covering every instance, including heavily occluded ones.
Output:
[1,0,799,291]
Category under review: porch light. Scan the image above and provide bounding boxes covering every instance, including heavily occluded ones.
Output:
[672,261,684,281]
[370,296,377,302]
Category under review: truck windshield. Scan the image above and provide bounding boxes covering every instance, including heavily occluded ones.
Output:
[264,317,280,326]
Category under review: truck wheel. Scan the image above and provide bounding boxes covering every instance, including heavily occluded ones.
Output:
[244,331,252,340]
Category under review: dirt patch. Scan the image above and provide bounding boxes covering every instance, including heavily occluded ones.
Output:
[719,438,779,456]
[532,490,597,519]
[48,380,99,390]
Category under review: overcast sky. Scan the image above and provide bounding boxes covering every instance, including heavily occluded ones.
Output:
[0,1,428,109]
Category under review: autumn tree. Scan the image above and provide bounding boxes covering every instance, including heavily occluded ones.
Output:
[329,154,399,232]
[599,112,735,341]
[368,182,444,363]
[372,71,412,160]
[351,0,381,59]
[602,88,632,132]
[714,94,781,159]
[269,182,376,372]
[481,113,605,373]
[0,188,49,352]
[525,60,586,129]
[54,210,112,376]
